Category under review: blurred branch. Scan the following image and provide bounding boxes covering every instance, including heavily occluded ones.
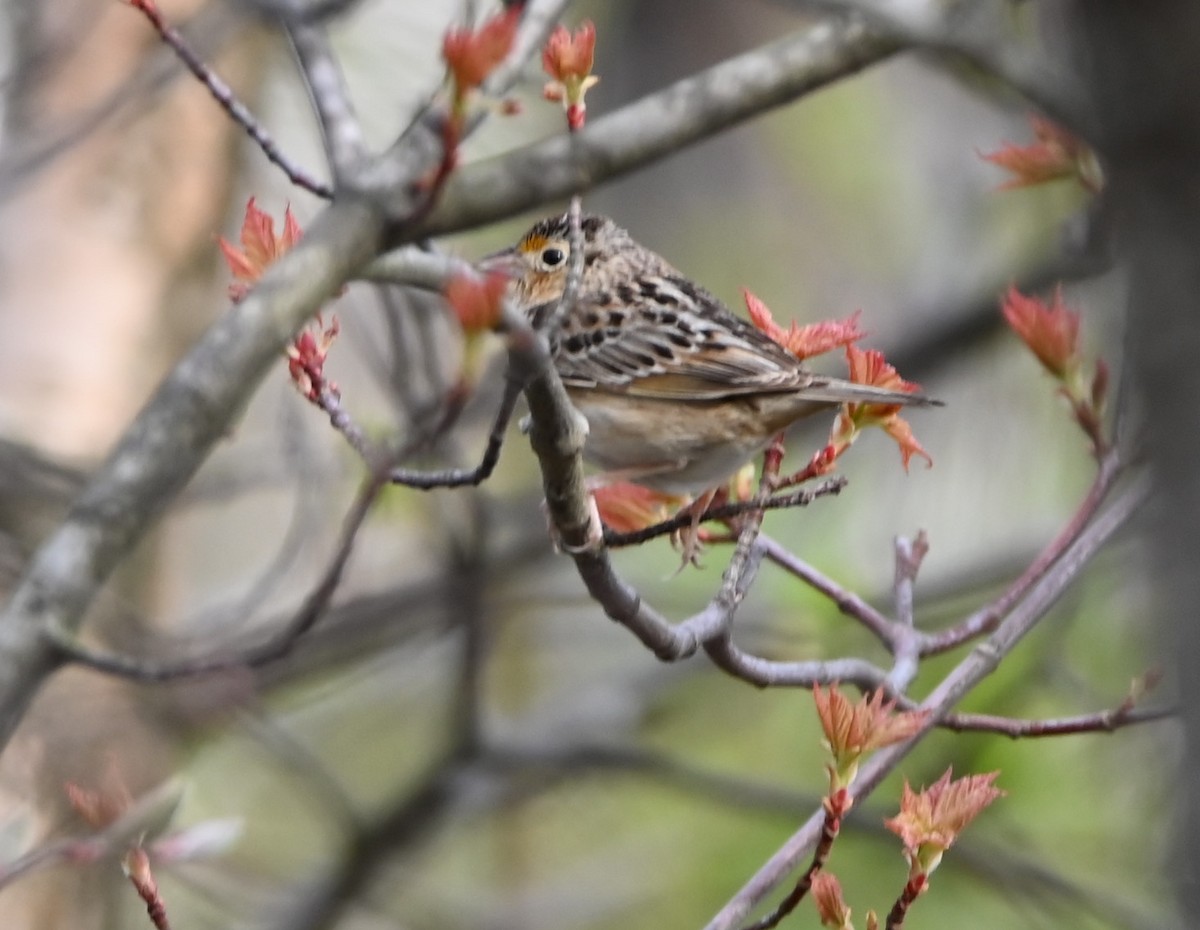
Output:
[601,480,846,548]
[237,710,359,829]
[0,2,247,202]
[803,0,1090,131]
[125,0,334,198]
[1067,9,1200,913]
[43,453,393,681]
[276,753,463,930]
[284,19,367,180]
[446,492,491,754]
[0,197,385,750]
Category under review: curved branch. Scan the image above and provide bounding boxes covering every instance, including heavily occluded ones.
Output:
[43,457,390,682]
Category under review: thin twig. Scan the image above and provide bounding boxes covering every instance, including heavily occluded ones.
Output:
[885,875,923,930]
[311,385,373,460]
[940,702,1174,737]
[388,371,525,488]
[758,533,899,648]
[705,448,810,674]
[43,456,394,681]
[739,806,841,930]
[125,0,334,198]
[602,480,848,548]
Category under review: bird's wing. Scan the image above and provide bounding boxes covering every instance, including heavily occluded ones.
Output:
[551,275,811,400]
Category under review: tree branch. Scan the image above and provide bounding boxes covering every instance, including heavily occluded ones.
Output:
[0,199,387,746]
[285,18,367,180]
[408,13,900,237]
[704,473,1148,929]
[126,0,334,198]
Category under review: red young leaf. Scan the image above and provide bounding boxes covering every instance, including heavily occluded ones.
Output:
[744,290,865,360]
[980,115,1102,193]
[542,21,596,82]
[542,21,599,130]
[443,6,520,95]
[218,197,302,302]
[811,871,852,930]
[1001,285,1081,381]
[834,346,932,470]
[885,769,1004,877]
[287,314,340,402]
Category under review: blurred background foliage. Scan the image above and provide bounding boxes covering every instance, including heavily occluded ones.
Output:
[0,0,1169,928]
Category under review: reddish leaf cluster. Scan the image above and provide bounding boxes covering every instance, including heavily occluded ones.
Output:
[813,685,928,795]
[832,346,932,471]
[980,115,1103,193]
[746,292,931,474]
[745,291,865,360]
[436,7,521,193]
[442,6,520,97]
[1002,284,1082,380]
[811,871,853,930]
[1002,285,1109,454]
[218,197,301,302]
[287,315,340,403]
[885,769,1004,877]
[542,21,599,131]
[219,198,342,403]
[982,116,1111,454]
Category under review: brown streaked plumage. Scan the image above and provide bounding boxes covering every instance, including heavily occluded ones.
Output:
[481,213,939,496]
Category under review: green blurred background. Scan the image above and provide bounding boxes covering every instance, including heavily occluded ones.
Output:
[0,1,1169,928]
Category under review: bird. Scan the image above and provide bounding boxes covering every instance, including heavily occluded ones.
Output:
[479,212,939,501]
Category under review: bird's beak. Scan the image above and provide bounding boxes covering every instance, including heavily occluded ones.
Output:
[476,247,523,278]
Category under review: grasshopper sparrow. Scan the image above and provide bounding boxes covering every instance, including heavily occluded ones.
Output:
[482,213,938,497]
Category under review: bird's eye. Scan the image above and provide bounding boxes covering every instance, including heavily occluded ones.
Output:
[541,247,566,267]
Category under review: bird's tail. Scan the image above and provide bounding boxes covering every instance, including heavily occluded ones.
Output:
[801,377,943,409]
